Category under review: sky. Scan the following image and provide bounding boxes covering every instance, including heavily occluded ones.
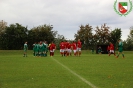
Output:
[0,0,133,40]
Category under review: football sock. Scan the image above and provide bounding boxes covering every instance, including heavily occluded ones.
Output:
[51,52,53,56]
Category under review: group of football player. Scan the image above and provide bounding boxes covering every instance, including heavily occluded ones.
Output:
[24,39,82,57]
[32,41,49,57]
[59,39,82,57]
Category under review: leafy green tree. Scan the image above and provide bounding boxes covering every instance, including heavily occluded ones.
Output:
[128,26,133,41]
[123,27,133,50]
[74,24,93,49]
[94,23,111,45]
[0,23,28,50]
[28,24,57,49]
[54,34,65,50]
[109,28,122,49]
[0,20,7,35]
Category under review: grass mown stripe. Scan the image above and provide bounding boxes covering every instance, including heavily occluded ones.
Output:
[51,57,98,88]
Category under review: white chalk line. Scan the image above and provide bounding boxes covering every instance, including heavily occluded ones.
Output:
[51,57,98,88]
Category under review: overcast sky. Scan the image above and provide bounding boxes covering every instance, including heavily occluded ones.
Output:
[0,0,133,40]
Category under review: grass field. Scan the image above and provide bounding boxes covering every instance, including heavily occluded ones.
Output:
[0,50,133,88]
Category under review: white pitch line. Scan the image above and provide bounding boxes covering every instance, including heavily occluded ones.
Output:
[51,57,98,88]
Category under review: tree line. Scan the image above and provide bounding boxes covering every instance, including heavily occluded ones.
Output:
[0,23,65,50]
[74,24,133,51]
[0,22,133,50]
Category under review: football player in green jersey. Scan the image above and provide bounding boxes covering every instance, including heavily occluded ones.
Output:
[39,41,44,57]
[116,39,125,58]
[23,42,28,57]
[43,41,47,56]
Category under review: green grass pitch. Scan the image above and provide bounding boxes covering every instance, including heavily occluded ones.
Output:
[0,50,133,88]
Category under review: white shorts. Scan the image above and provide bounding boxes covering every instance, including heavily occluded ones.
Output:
[60,49,64,53]
[73,50,77,53]
[70,49,72,53]
[67,49,71,53]
[64,48,67,52]
[77,48,81,51]
[110,50,114,53]
[50,50,54,52]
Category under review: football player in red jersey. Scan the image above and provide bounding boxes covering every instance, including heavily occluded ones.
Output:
[65,41,70,56]
[77,39,82,56]
[67,41,72,56]
[49,41,56,57]
[109,42,115,56]
[52,42,56,56]
[63,41,68,56]
[60,41,65,56]
[72,41,77,56]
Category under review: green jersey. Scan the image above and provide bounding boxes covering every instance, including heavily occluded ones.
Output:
[43,43,47,52]
[39,44,44,52]
[46,44,48,50]
[24,44,28,51]
[33,44,36,51]
[33,44,38,51]
[118,41,123,52]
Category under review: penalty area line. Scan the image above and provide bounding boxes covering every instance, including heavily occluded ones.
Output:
[51,57,98,88]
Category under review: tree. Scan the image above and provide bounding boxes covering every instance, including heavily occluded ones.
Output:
[94,23,111,45]
[109,28,122,50]
[128,26,133,41]
[0,23,28,50]
[28,24,57,49]
[74,24,93,49]
[0,20,7,34]
[54,34,65,50]
[0,20,7,49]
[123,26,133,50]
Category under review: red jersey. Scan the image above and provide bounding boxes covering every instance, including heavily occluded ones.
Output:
[67,43,72,49]
[77,41,81,48]
[52,43,56,49]
[49,43,55,50]
[65,42,69,49]
[60,42,65,49]
[110,44,114,50]
[107,46,110,51]
[63,42,67,49]
[72,42,77,50]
